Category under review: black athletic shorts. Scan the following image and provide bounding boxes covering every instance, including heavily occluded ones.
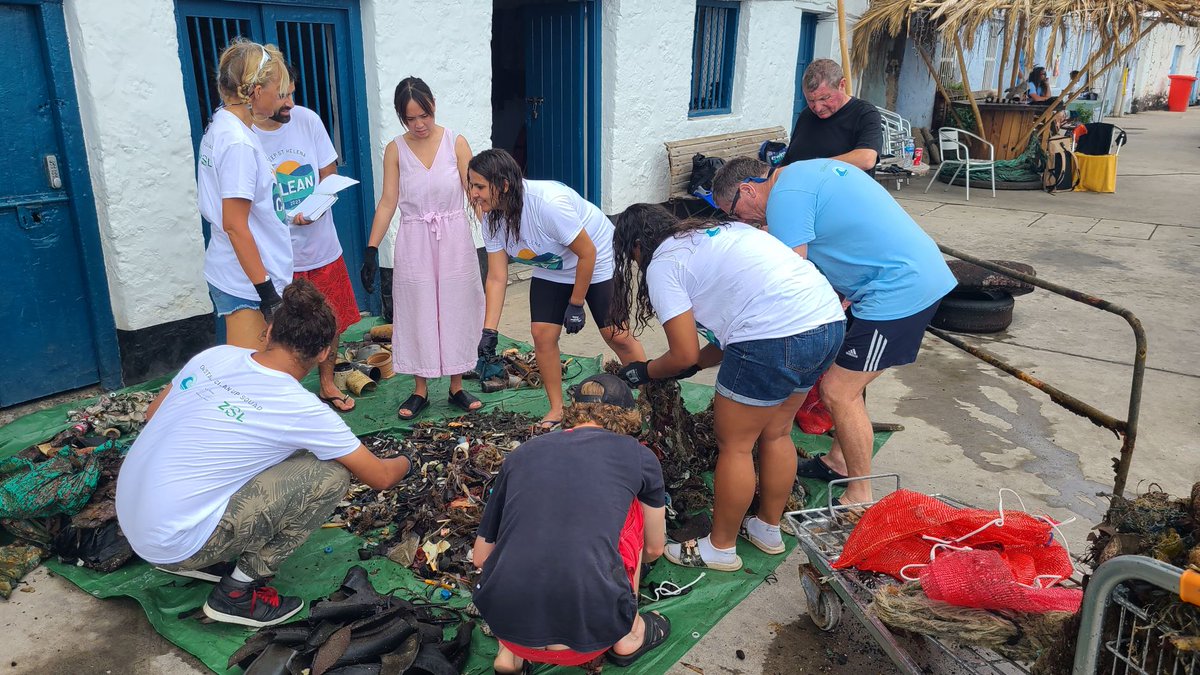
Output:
[528,277,616,328]
[834,299,942,372]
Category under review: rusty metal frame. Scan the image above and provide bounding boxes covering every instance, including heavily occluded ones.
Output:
[928,244,1147,497]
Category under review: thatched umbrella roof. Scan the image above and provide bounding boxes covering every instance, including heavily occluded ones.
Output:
[851,0,1200,74]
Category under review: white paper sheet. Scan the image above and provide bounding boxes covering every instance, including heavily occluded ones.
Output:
[287,174,360,222]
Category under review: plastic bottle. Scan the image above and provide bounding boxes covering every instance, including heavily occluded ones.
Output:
[902,136,915,168]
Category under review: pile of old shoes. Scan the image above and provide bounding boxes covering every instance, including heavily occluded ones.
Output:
[231,566,473,675]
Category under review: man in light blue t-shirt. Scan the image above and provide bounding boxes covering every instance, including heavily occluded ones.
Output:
[712,157,956,504]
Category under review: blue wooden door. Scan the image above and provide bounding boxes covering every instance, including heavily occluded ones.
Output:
[792,12,818,130]
[524,2,587,197]
[0,2,119,406]
[174,0,376,312]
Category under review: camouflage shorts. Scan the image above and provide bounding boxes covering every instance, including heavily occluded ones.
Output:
[160,452,350,579]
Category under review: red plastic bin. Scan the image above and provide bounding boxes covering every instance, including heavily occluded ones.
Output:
[1167,74,1197,112]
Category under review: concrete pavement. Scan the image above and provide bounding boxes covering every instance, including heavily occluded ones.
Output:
[2,110,1198,674]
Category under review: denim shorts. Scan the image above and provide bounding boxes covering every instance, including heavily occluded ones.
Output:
[208,282,259,318]
[715,321,845,407]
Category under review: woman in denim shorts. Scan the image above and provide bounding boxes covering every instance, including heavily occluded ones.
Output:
[609,204,845,571]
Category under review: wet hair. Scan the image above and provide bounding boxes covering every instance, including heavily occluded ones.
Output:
[267,278,336,361]
[562,381,643,435]
[468,149,525,245]
[802,58,844,93]
[711,156,770,206]
[609,203,729,335]
[216,38,290,107]
[394,77,435,128]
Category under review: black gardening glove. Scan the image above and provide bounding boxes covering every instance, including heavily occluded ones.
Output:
[478,328,499,359]
[617,360,653,387]
[360,246,379,293]
[563,303,586,335]
[671,364,702,381]
[253,279,282,324]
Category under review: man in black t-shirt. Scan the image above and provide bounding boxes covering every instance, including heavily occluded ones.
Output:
[472,374,670,673]
[782,59,883,173]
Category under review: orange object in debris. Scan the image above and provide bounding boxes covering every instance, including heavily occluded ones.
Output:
[1181,568,1200,607]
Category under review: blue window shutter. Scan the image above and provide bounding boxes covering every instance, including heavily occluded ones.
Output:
[690,0,740,116]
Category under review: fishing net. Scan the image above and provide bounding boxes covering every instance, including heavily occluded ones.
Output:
[919,549,1082,613]
[832,489,1075,612]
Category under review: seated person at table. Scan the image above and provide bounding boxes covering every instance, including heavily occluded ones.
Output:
[471,374,670,673]
[116,279,411,628]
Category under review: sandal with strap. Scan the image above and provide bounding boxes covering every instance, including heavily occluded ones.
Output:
[448,388,482,413]
[664,538,742,572]
[607,611,672,667]
[397,393,429,421]
[318,393,355,414]
[796,456,848,483]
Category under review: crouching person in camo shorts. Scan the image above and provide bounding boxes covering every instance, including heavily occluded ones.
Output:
[115,279,411,628]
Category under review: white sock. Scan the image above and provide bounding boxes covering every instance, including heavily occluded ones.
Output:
[697,535,738,564]
[744,516,783,546]
[230,565,254,583]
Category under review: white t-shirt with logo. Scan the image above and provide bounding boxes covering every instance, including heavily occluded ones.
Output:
[253,106,342,272]
[645,222,845,348]
[199,108,293,299]
[483,180,614,284]
[115,345,362,565]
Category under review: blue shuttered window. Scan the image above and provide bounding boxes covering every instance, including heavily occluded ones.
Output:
[689,0,740,116]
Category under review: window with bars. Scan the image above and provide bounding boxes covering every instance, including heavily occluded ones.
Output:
[276,21,344,161]
[689,0,740,116]
[181,15,251,126]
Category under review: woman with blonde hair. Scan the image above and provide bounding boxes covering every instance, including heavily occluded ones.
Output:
[198,38,294,348]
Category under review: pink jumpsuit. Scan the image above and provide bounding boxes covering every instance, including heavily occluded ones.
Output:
[390,129,484,378]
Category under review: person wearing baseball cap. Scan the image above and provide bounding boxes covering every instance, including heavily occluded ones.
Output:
[471,374,670,672]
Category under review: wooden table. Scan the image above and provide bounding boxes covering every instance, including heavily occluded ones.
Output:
[957,101,1050,160]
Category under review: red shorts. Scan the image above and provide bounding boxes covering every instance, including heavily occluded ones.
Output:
[499,499,644,667]
[293,256,360,334]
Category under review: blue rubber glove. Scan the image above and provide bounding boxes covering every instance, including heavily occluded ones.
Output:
[563,303,586,334]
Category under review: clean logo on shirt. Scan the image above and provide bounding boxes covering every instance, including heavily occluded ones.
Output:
[510,248,564,270]
[271,181,287,223]
[275,159,317,211]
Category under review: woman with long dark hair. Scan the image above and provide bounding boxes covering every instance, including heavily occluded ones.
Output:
[609,204,845,571]
[361,77,484,420]
[1027,66,1052,102]
[467,149,644,429]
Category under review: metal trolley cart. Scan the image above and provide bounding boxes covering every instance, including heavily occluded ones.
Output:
[783,249,1198,673]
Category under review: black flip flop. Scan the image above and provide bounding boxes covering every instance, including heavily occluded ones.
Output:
[397,393,429,420]
[319,393,355,414]
[448,388,482,413]
[796,456,848,482]
[607,611,671,667]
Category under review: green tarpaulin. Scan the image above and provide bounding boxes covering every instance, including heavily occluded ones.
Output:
[3,318,889,673]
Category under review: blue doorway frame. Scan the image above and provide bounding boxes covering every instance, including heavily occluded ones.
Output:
[792,12,818,131]
[1,0,122,401]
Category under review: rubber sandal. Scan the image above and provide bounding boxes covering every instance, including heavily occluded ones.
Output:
[664,539,742,572]
[533,419,561,432]
[397,393,429,420]
[448,388,482,413]
[739,517,786,555]
[606,611,672,667]
[795,456,848,483]
[319,393,355,413]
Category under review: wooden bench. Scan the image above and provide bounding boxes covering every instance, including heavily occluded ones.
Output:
[664,126,787,200]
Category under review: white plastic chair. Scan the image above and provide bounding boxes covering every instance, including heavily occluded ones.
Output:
[925,127,995,200]
[876,106,911,159]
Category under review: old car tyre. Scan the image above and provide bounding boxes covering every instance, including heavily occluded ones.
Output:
[932,290,1015,333]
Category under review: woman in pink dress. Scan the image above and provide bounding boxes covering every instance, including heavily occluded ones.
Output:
[362,78,484,419]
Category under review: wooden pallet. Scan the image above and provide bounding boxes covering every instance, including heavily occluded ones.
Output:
[664,126,787,199]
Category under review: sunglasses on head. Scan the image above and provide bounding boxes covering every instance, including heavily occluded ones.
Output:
[725,166,775,219]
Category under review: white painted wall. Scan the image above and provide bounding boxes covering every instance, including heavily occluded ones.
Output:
[63,0,210,331]
[601,0,820,212]
[1129,24,1200,103]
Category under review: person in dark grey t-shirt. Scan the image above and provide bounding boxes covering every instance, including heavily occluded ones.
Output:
[783,59,883,173]
[472,374,670,673]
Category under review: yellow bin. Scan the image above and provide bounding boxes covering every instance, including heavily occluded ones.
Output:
[1074,153,1118,193]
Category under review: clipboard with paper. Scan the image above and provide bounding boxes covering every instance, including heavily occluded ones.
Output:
[287,174,360,222]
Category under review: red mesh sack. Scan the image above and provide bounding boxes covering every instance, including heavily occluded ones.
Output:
[832,490,1073,587]
[919,549,1082,613]
[794,375,833,435]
